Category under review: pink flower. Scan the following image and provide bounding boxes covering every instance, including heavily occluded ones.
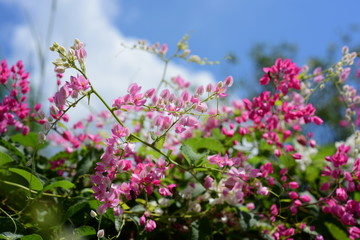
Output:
[289,182,299,189]
[289,191,298,199]
[299,195,311,203]
[159,187,172,197]
[145,220,156,232]
[111,124,130,138]
[224,76,234,87]
[139,215,146,225]
[292,153,302,160]
[173,75,190,89]
[349,226,360,240]
[336,187,348,201]
[260,58,301,95]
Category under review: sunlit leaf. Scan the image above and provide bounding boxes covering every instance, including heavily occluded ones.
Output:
[43,180,75,192]
[8,168,43,191]
[11,132,46,149]
[0,152,13,167]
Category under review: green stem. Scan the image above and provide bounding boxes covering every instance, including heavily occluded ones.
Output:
[1,180,70,198]
[46,93,89,135]
[0,207,17,234]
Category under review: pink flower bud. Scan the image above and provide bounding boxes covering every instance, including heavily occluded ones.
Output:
[309,139,316,148]
[291,153,302,160]
[224,76,234,87]
[274,149,281,157]
[320,182,330,191]
[181,90,190,102]
[50,105,59,116]
[34,104,41,111]
[206,83,213,93]
[22,126,30,135]
[246,202,255,210]
[145,220,156,232]
[289,182,299,189]
[312,116,323,125]
[160,89,170,100]
[289,191,298,199]
[336,187,348,201]
[140,215,146,225]
[144,88,156,98]
[196,85,204,96]
[159,187,172,196]
[300,195,311,203]
[294,199,302,206]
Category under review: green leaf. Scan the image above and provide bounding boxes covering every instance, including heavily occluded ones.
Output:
[65,201,88,219]
[56,122,67,130]
[87,200,101,210]
[150,131,157,141]
[0,152,13,167]
[305,166,321,184]
[131,205,145,213]
[354,192,360,201]
[238,210,258,230]
[135,198,147,205]
[279,155,296,168]
[211,128,225,141]
[43,180,75,192]
[180,144,208,167]
[74,225,96,237]
[153,135,166,149]
[324,222,350,240]
[191,220,199,240]
[11,132,46,149]
[191,218,210,240]
[8,168,43,191]
[0,138,26,163]
[20,234,43,240]
[74,149,98,179]
[183,137,225,154]
[126,134,141,143]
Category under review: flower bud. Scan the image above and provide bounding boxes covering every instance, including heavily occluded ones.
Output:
[196,85,204,96]
[181,49,191,58]
[206,83,213,93]
[188,55,201,63]
[224,76,234,87]
[55,66,65,73]
[97,229,104,238]
[90,210,97,218]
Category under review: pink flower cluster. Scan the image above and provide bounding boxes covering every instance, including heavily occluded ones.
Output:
[260,58,301,95]
[204,157,272,205]
[200,59,322,163]
[0,60,42,135]
[321,144,360,234]
[49,74,90,115]
[90,123,176,220]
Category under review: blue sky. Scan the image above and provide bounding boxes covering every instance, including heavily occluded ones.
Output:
[0,0,359,98]
[114,0,360,77]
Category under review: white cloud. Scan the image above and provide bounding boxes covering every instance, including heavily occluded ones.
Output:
[5,0,215,118]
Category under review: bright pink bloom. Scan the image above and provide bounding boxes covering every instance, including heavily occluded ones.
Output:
[159,187,172,197]
[336,187,348,201]
[289,182,299,189]
[289,191,298,199]
[145,220,156,232]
